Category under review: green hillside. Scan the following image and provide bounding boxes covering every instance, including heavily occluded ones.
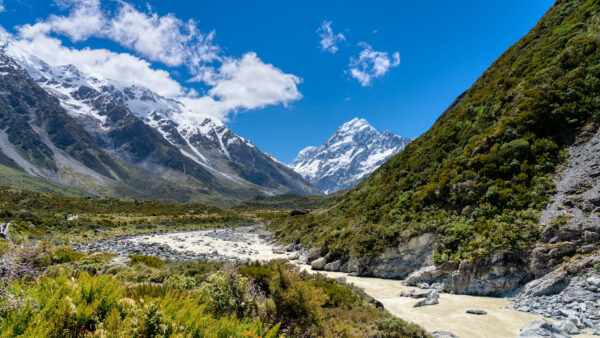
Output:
[268,0,600,262]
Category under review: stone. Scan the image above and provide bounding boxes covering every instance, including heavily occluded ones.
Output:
[557,320,580,334]
[405,266,445,285]
[587,276,600,287]
[288,253,300,260]
[520,268,569,297]
[306,249,322,263]
[413,289,439,307]
[518,319,570,338]
[311,257,327,270]
[465,308,487,315]
[432,331,458,338]
[324,260,341,271]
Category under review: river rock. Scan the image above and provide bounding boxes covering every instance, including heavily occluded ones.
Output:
[324,260,341,271]
[399,289,431,299]
[311,257,327,270]
[465,308,487,315]
[517,319,570,338]
[520,268,569,297]
[587,276,600,287]
[557,320,579,335]
[432,332,458,338]
[405,265,445,285]
[306,249,322,263]
[413,289,439,307]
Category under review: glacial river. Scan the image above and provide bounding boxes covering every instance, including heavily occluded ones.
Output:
[129,226,594,338]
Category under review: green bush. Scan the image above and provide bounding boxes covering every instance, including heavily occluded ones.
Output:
[129,254,165,268]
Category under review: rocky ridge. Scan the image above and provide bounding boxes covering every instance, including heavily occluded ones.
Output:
[289,118,412,194]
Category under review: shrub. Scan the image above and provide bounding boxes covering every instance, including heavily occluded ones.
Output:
[129,255,164,268]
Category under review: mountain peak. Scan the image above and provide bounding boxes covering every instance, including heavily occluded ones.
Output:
[337,117,373,133]
[289,118,411,194]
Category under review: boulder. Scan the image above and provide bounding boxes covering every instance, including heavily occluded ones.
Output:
[324,260,341,271]
[432,332,458,338]
[306,249,322,263]
[520,268,569,297]
[557,320,580,335]
[518,319,570,338]
[405,265,445,285]
[413,289,439,307]
[586,276,600,287]
[311,257,327,270]
[465,308,487,315]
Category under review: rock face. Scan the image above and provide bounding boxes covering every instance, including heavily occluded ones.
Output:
[532,126,600,276]
[367,233,437,279]
[289,118,412,194]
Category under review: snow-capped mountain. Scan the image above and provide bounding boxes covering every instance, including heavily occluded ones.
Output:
[289,118,412,194]
[0,40,319,201]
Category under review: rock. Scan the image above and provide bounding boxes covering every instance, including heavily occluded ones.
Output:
[311,257,327,270]
[399,289,431,299]
[272,249,285,254]
[413,289,439,307]
[108,255,131,267]
[432,332,458,338]
[405,266,445,285]
[306,249,322,263]
[447,250,531,295]
[288,253,300,260]
[520,268,569,297]
[335,276,346,283]
[465,308,487,315]
[587,276,600,287]
[324,260,341,271]
[557,320,580,334]
[369,233,438,279]
[518,319,570,338]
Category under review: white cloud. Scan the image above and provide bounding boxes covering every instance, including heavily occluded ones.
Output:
[348,43,400,86]
[24,0,219,74]
[180,52,302,120]
[317,20,345,54]
[6,0,302,122]
[0,0,5,12]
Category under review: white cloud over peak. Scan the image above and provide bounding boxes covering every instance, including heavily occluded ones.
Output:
[348,43,400,86]
[317,20,345,54]
[181,52,302,120]
[6,0,301,122]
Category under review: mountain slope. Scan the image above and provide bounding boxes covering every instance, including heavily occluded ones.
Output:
[289,118,412,193]
[268,0,600,284]
[0,47,265,205]
[2,42,319,197]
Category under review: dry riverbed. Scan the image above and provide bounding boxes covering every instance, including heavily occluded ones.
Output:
[76,225,596,338]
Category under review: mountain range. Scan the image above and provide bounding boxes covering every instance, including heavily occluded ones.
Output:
[0,40,319,205]
[289,118,412,194]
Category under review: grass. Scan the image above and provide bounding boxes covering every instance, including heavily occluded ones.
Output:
[0,242,429,337]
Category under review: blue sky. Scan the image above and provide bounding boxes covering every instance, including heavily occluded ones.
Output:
[0,0,553,162]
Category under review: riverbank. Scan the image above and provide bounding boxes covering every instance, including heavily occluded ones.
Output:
[74,224,600,337]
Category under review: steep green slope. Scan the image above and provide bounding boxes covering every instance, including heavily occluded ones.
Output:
[269,0,600,262]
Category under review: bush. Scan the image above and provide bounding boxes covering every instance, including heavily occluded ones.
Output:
[129,255,164,268]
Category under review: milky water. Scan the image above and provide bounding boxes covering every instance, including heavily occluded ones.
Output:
[130,227,594,338]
